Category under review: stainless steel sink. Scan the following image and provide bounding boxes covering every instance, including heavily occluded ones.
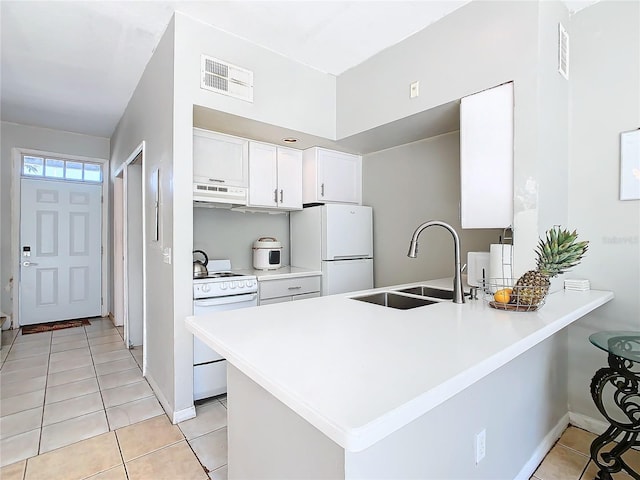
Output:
[350,291,438,310]
[394,285,456,300]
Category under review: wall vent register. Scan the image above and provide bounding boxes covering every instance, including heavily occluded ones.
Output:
[201,55,254,102]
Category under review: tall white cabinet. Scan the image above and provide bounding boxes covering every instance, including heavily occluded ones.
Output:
[460,82,514,229]
[302,147,362,205]
[248,141,302,210]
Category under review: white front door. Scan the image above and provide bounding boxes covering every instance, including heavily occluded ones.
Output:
[20,178,102,325]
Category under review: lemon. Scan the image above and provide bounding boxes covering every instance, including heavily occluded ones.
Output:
[494,288,513,304]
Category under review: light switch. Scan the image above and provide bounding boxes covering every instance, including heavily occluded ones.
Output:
[410,81,420,98]
[163,247,172,264]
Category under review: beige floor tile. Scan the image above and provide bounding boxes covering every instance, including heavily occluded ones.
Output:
[581,460,634,480]
[48,354,93,374]
[1,329,19,346]
[94,357,139,376]
[188,427,227,474]
[0,364,49,383]
[47,364,96,387]
[535,444,590,480]
[178,400,227,440]
[0,407,43,439]
[45,377,99,404]
[51,332,86,345]
[209,465,228,480]
[102,380,153,408]
[25,431,121,480]
[0,459,27,480]
[0,428,40,467]
[6,343,50,360]
[125,441,208,480]
[92,349,132,365]
[14,332,51,344]
[49,347,91,362]
[0,389,45,417]
[85,464,128,480]
[622,448,640,473]
[106,396,164,431]
[1,354,49,373]
[89,333,124,346]
[559,426,598,456]
[97,367,142,390]
[39,410,109,454]
[90,341,127,355]
[86,329,119,340]
[50,338,89,353]
[116,414,184,461]
[0,375,46,399]
[43,392,103,426]
[51,326,86,337]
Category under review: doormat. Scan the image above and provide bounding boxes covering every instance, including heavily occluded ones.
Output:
[21,318,92,335]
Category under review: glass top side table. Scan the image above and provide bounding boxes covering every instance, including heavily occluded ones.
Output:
[588,331,640,480]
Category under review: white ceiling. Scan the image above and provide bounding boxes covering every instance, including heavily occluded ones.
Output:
[0,0,599,139]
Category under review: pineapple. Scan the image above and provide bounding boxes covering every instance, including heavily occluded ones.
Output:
[513,227,589,306]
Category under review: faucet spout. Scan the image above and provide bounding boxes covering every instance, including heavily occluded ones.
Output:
[407,221,465,304]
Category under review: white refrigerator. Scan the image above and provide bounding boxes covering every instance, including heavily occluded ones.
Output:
[290,204,373,295]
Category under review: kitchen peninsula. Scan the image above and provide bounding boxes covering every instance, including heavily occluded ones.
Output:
[185,281,613,479]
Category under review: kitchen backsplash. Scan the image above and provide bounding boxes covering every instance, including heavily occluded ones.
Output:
[193,207,291,270]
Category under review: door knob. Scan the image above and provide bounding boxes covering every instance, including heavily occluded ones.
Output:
[22,261,38,267]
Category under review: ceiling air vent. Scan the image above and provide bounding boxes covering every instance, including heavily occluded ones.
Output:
[201,55,253,102]
[558,23,569,80]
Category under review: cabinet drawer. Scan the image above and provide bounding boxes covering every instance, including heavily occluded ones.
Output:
[259,276,321,300]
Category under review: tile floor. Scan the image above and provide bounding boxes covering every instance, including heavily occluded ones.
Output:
[0,318,228,479]
[2,318,639,480]
[533,426,640,480]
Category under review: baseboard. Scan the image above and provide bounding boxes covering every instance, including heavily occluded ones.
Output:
[173,405,197,424]
[569,411,610,436]
[145,371,197,424]
[515,413,570,480]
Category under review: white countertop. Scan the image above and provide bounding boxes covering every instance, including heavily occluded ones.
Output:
[233,266,322,281]
[185,280,613,452]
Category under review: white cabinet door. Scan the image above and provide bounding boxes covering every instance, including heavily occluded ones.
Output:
[193,128,248,188]
[317,149,361,204]
[276,147,302,210]
[302,148,362,205]
[460,82,514,229]
[248,141,278,208]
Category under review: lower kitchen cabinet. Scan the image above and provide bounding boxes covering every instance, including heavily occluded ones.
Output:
[258,275,321,305]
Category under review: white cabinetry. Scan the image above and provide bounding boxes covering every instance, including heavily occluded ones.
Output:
[193,128,248,188]
[258,275,321,305]
[302,148,361,205]
[248,142,302,210]
[460,82,514,229]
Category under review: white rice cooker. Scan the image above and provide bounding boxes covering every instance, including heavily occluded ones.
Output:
[252,237,282,270]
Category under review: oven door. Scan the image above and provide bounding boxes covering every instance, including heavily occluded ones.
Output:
[193,293,258,364]
[192,292,257,400]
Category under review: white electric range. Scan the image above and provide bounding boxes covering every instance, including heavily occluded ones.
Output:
[193,260,257,400]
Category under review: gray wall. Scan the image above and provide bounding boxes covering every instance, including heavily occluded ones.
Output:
[110,19,178,416]
[363,132,502,287]
[193,208,290,270]
[0,122,110,318]
[567,0,640,422]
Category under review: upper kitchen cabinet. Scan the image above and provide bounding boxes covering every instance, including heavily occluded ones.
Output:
[193,128,249,188]
[248,141,302,210]
[302,148,362,205]
[460,82,514,229]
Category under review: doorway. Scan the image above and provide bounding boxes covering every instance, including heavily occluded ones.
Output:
[113,146,144,356]
[14,152,107,326]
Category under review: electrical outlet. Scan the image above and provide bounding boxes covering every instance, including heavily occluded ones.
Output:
[475,429,486,464]
[410,80,420,98]
[163,247,172,264]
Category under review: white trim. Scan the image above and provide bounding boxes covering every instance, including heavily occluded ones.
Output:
[145,371,196,424]
[173,405,197,424]
[11,147,109,326]
[115,141,147,376]
[569,411,612,436]
[515,413,569,480]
